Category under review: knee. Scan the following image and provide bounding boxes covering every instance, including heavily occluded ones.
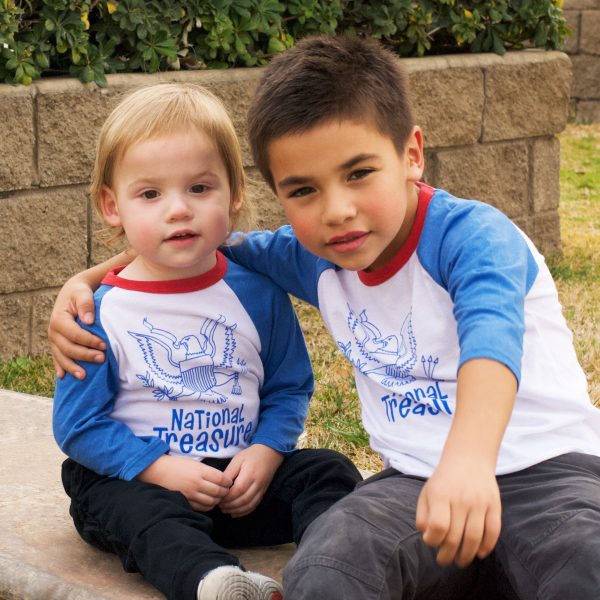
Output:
[300,448,363,484]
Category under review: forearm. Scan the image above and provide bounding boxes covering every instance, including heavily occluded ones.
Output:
[76,250,133,287]
[440,358,517,470]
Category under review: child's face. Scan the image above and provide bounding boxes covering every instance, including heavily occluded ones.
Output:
[101,130,238,280]
[268,120,424,272]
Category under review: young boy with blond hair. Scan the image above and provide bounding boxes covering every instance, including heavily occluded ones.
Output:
[52,82,361,600]
[50,38,600,599]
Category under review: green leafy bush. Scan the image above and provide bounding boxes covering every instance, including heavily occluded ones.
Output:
[0,0,568,86]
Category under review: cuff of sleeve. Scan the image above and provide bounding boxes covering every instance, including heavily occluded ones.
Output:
[119,439,170,481]
[250,435,298,456]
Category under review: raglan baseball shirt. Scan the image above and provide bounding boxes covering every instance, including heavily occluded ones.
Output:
[53,252,313,481]
[226,183,600,477]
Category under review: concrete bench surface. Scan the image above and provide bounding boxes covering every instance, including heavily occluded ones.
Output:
[0,389,295,600]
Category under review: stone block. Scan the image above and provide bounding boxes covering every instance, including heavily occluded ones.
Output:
[408,63,484,148]
[562,10,581,54]
[0,188,88,294]
[105,68,262,165]
[531,136,561,213]
[245,168,286,231]
[31,290,59,356]
[580,11,600,54]
[36,79,121,187]
[575,99,600,121]
[0,86,35,192]
[422,150,439,188]
[532,211,562,257]
[483,52,571,140]
[0,294,31,359]
[436,141,529,219]
[570,54,600,98]
[563,0,600,9]
[197,69,262,166]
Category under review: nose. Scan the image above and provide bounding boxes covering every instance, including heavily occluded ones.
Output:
[166,193,193,221]
[321,189,357,226]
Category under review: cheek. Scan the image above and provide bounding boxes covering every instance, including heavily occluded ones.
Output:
[127,217,156,241]
[283,208,316,246]
[215,207,231,230]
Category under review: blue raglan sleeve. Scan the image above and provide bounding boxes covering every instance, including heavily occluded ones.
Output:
[224,226,332,308]
[52,292,169,480]
[418,195,539,384]
[226,265,313,453]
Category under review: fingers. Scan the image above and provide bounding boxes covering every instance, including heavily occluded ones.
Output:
[423,508,500,568]
[49,336,104,380]
[220,483,262,518]
[73,293,97,325]
[477,503,502,560]
[201,465,233,490]
[453,508,485,567]
[417,493,451,551]
[52,355,66,380]
[48,313,107,379]
[188,493,223,512]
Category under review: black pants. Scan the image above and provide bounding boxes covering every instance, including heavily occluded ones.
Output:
[62,449,362,600]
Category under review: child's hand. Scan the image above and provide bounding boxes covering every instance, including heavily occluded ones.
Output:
[48,277,105,379]
[219,444,284,518]
[415,458,501,568]
[137,454,233,512]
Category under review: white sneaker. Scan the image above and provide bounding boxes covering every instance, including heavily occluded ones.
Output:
[197,565,283,600]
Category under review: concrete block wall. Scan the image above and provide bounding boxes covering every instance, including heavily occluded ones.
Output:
[0,50,571,360]
[563,0,600,121]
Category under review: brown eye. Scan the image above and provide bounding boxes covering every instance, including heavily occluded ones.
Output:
[142,190,159,200]
[289,186,314,198]
[348,169,373,181]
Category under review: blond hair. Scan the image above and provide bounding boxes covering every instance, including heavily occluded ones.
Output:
[91,83,251,244]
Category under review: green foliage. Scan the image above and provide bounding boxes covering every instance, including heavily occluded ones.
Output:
[0,1,569,85]
[0,355,56,397]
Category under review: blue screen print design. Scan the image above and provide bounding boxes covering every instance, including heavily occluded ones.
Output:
[338,304,452,420]
[337,304,418,387]
[128,316,248,403]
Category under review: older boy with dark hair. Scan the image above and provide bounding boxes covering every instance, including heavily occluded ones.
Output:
[221,35,600,599]
[49,36,600,599]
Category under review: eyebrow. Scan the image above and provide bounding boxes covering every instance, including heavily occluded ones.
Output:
[126,170,219,190]
[277,153,379,189]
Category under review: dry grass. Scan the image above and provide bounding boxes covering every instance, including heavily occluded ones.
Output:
[549,122,600,408]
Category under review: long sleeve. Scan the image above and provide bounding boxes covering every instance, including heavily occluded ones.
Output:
[225,227,331,307]
[224,262,314,454]
[52,296,169,480]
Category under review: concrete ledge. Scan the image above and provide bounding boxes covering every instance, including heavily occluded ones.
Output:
[0,389,295,599]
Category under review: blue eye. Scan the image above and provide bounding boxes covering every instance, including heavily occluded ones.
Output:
[141,190,159,200]
[191,184,208,194]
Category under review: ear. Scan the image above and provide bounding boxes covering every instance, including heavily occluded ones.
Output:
[404,126,425,182]
[99,185,122,227]
[229,192,243,217]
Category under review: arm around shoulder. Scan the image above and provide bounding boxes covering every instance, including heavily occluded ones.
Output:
[48,251,133,379]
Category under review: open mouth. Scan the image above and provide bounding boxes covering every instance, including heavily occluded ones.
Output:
[167,232,197,241]
[165,231,198,243]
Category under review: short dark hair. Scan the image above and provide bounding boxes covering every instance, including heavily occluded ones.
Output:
[248,35,414,190]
